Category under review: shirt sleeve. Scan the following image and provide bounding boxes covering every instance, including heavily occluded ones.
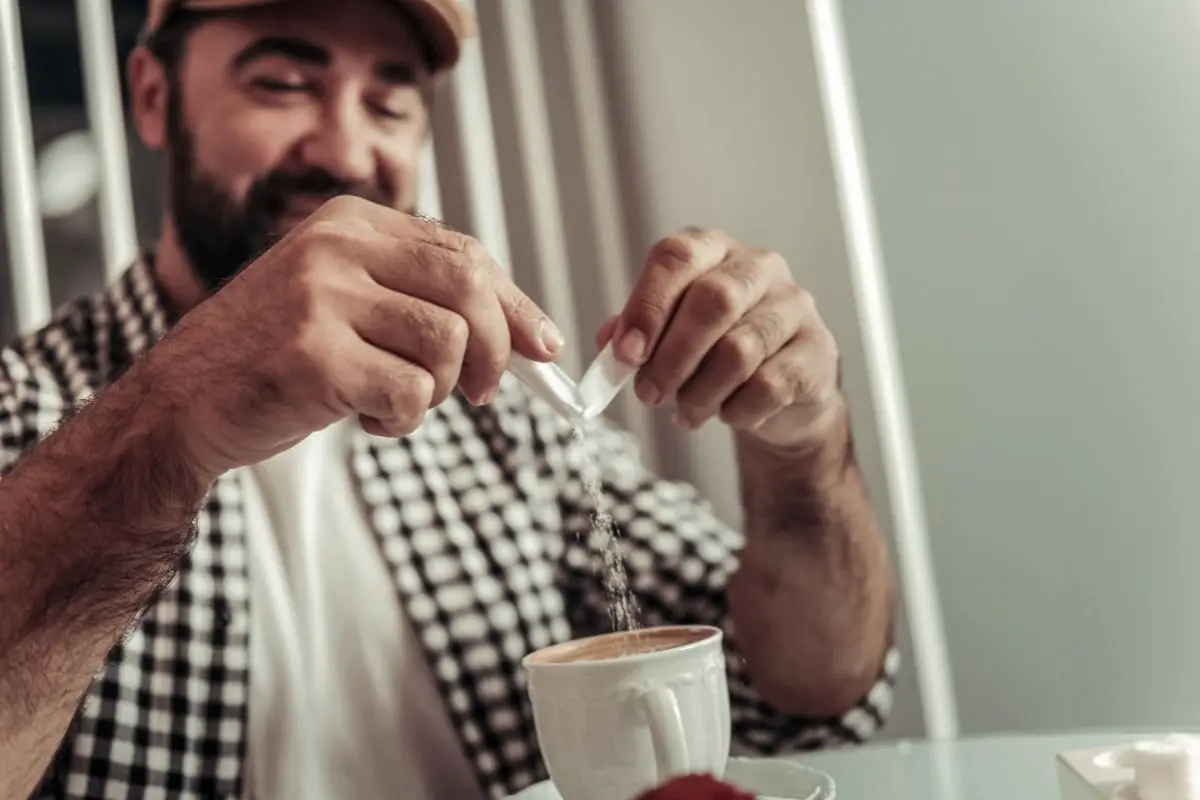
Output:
[527,395,900,753]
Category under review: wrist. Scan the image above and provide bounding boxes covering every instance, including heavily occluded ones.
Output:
[734,406,861,550]
[132,344,231,489]
[738,398,849,463]
[102,353,219,495]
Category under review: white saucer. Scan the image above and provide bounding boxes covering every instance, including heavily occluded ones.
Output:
[506,757,835,800]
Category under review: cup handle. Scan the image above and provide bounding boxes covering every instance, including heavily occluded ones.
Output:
[639,686,690,782]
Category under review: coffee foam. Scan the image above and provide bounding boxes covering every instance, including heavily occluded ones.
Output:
[529,627,713,665]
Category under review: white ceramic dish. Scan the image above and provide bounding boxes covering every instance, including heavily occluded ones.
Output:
[506,757,835,800]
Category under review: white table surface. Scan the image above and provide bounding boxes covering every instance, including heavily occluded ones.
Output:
[785,730,1181,799]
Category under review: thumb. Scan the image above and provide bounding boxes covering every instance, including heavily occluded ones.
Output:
[595,315,619,350]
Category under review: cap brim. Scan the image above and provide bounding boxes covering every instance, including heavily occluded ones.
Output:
[148,0,474,73]
[399,0,475,74]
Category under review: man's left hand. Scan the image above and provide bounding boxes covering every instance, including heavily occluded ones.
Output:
[599,227,842,450]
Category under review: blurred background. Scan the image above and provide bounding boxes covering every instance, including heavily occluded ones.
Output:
[0,0,158,339]
[8,0,1200,746]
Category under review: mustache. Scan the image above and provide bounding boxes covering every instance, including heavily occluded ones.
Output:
[250,168,391,214]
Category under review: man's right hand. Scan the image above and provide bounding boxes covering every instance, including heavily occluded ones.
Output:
[146,195,562,484]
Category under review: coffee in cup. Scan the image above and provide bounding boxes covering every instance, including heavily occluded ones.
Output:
[528,626,710,664]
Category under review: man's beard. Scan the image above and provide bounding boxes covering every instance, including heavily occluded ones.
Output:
[165,100,400,294]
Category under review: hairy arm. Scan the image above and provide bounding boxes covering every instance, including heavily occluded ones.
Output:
[728,404,894,717]
[0,356,208,798]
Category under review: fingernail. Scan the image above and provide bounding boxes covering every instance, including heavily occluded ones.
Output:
[618,329,647,363]
[539,319,565,354]
[672,409,696,429]
[636,376,662,406]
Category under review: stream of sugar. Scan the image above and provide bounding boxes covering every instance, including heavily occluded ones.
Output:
[571,426,642,632]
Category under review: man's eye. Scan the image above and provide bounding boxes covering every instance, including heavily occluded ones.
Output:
[252,78,309,93]
[374,105,413,122]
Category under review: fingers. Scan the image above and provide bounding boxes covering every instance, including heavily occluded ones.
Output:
[609,224,842,440]
[365,241,509,404]
[672,285,809,427]
[493,274,565,361]
[381,205,564,360]
[352,288,469,408]
[328,345,437,437]
[339,199,561,356]
[635,253,784,406]
[351,213,559,404]
[719,324,840,432]
[612,229,731,367]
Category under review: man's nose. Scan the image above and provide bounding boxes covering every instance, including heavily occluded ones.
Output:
[298,100,377,185]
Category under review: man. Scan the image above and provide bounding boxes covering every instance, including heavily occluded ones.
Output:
[0,0,897,797]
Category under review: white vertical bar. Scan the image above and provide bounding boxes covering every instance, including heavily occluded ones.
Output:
[557,0,654,445]
[0,0,52,333]
[76,0,139,280]
[488,0,582,375]
[807,0,960,740]
[442,0,514,275]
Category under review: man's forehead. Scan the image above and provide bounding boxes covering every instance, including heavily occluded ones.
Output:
[188,0,427,70]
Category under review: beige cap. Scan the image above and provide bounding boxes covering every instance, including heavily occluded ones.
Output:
[144,0,476,73]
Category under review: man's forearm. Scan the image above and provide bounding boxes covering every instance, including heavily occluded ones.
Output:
[0,358,208,797]
[727,405,893,718]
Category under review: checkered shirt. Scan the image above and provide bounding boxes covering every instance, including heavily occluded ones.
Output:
[0,259,899,799]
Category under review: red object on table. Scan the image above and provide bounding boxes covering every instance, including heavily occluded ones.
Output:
[633,773,756,800]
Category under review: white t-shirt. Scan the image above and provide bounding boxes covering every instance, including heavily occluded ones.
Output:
[240,419,486,800]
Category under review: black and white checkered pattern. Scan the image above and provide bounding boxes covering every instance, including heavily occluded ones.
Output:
[2,259,900,799]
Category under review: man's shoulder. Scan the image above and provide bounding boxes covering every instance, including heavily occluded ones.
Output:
[1,258,169,411]
[0,294,105,436]
[3,292,105,391]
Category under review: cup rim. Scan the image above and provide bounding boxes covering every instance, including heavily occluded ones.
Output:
[521,624,722,668]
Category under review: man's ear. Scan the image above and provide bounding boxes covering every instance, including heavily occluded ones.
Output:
[127,45,169,151]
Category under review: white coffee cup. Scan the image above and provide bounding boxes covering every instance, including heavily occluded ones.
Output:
[522,625,730,800]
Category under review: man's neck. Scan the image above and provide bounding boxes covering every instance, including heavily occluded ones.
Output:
[151,219,207,318]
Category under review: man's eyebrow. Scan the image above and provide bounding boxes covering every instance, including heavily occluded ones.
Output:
[231,36,330,70]
[230,36,424,87]
[376,61,421,86]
